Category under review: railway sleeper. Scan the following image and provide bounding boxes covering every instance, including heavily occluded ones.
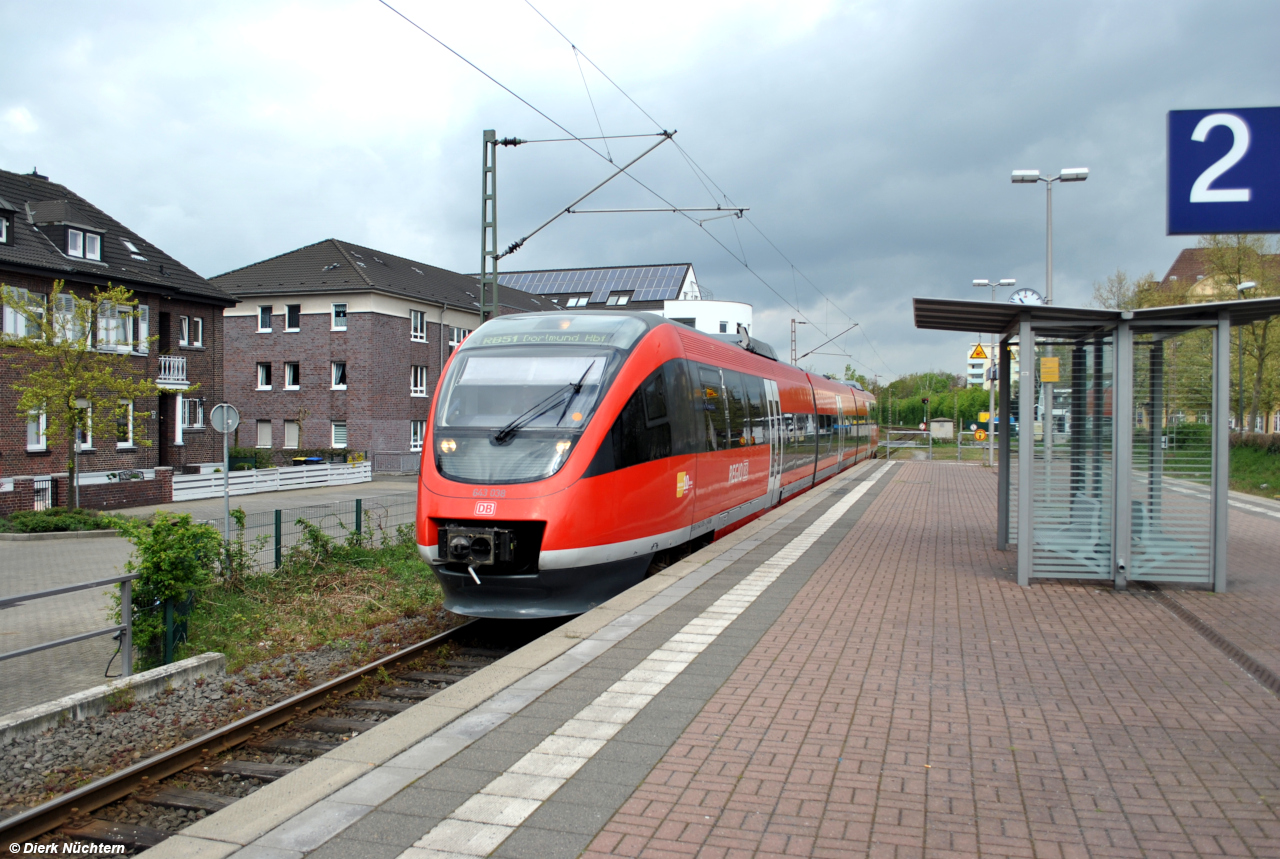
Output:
[141,787,235,813]
[382,686,438,699]
[248,736,339,756]
[401,670,469,683]
[63,818,170,849]
[344,699,414,714]
[456,647,508,658]
[203,760,297,781]
[298,717,381,734]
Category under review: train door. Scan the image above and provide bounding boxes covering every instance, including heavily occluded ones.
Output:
[836,396,846,469]
[764,379,783,505]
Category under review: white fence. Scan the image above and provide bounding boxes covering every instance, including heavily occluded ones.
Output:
[172,461,372,502]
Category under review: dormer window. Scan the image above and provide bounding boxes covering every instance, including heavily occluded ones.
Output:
[0,215,8,244]
[66,229,102,260]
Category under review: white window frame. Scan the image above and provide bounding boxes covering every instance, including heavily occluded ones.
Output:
[565,296,588,308]
[257,362,272,390]
[284,362,301,390]
[77,405,93,451]
[190,316,203,347]
[256,419,273,449]
[411,310,428,342]
[410,420,426,452]
[67,228,84,258]
[84,233,101,261]
[96,302,131,353]
[285,304,301,332]
[27,409,47,451]
[179,315,190,346]
[332,303,347,331]
[331,361,347,390]
[134,305,149,354]
[332,421,348,449]
[0,215,7,244]
[411,365,429,397]
[258,306,272,332]
[449,327,471,347]
[182,398,204,429]
[284,420,300,449]
[605,293,630,306]
[117,400,135,449]
[3,287,37,338]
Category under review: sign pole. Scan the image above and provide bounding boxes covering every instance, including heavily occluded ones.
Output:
[209,404,240,568]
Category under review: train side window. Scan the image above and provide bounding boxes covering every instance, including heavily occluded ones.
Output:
[743,375,767,445]
[667,359,701,456]
[642,372,667,423]
[722,370,749,448]
[697,364,729,451]
[588,362,688,477]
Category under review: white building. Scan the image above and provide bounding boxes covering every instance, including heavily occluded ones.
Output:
[661,299,753,336]
[967,341,1019,389]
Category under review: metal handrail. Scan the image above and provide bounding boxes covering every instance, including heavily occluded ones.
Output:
[0,574,137,675]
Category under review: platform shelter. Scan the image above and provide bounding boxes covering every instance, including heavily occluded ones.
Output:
[915,296,1280,591]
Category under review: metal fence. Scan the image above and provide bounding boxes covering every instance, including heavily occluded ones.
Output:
[373,452,422,474]
[0,576,136,676]
[172,460,373,502]
[31,476,54,511]
[201,491,419,573]
[880,428,933,460]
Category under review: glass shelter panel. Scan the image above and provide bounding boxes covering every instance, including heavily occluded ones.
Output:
[1128,332,1213,584]
[1031,335,1115,579]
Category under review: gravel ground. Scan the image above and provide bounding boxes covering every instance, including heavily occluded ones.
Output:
[0,609,459,815]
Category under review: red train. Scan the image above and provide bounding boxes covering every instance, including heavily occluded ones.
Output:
[416,311,877,618]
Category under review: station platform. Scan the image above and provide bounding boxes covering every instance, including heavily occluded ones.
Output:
[146,459,1280,859]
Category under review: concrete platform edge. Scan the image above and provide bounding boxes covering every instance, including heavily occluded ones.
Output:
[0,652,225,745]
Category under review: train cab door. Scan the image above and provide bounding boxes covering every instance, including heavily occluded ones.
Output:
[764,379,783,505]
[836,396,846,469]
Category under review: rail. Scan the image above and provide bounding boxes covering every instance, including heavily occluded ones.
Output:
[0,574,137,676]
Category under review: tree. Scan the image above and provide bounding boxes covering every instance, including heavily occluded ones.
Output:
[1091,269,1157,310]
[2,280,165,507]
[1199,234,1279,430]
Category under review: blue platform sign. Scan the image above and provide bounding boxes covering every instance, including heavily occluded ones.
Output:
[1168,107,1280,235]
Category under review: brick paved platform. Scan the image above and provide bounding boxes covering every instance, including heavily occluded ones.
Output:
[137,461,1280,859]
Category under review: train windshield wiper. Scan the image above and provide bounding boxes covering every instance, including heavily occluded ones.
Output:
[492,361,596,445]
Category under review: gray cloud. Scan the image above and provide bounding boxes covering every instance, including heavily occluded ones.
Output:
[2,0,1276,380]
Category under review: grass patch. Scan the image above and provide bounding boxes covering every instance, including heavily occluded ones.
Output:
[1229,446,1280,499]
[179,527,443,672]
[0,506,116,533]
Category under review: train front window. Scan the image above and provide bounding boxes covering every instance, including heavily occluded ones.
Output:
[434,348,622,484]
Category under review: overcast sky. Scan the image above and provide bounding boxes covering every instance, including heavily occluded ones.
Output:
[2,0,1276,380]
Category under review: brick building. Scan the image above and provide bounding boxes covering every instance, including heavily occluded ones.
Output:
[210,239,550,471]
[0,167,234,510]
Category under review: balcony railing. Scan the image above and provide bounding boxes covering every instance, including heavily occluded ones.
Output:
[156,354,188,389]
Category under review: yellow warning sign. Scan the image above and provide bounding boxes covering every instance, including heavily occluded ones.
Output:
[1040,356,1060,382]
[979,411,990,423]
[969,344,989,360]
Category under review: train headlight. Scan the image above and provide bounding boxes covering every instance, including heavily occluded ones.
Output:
[439,438,457,453]
[555,440,572,454]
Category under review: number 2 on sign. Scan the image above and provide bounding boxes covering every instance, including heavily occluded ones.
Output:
[1190,113,1251,204]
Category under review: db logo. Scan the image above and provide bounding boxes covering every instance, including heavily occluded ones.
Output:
[676,471,694,498]
[474,502,497,516]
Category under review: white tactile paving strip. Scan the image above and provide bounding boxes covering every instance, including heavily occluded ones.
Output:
[401,463,894,859]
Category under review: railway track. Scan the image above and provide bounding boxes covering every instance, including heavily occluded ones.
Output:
[2,617,566,853]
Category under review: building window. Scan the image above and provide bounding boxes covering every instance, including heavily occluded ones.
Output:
[332,361,347,390]
[2,287,41,338]
[284,420,300,449]
[286,304,301,331]
[182,398,204,429]
[257,419,272,448]
[257,362,272,390]
[52,294,87,344]
[258,306,272,332]
[85,233,101,261]
[133,305,149,354]
[332,303,347,330]
[27,410,46,451]
[449,327,471,347]
[76,406,93,450]
[605,293,630,306]
[97,302,130,353]
[410,420,426,452]
[719,321,728,333]
[67,229,84,257]
[190,317,203,347]
[284,362,301,389]
[332,421,348,448]
[117,400,135,448]
[0,215,8,244]
[179,315,190,345]
[565,296,588,308]
[411,365,429,397]
[411,310,428,342]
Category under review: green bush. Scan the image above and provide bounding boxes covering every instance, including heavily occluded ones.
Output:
[1,507,113,533]
[1166,421,1212,450]
[1232,432,1280,454]
[111,512,222,668]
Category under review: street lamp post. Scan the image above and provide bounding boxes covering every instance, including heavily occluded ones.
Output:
[973,279,1016,466]
[1237,281,1258,430]
[1012,167,1088,466]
